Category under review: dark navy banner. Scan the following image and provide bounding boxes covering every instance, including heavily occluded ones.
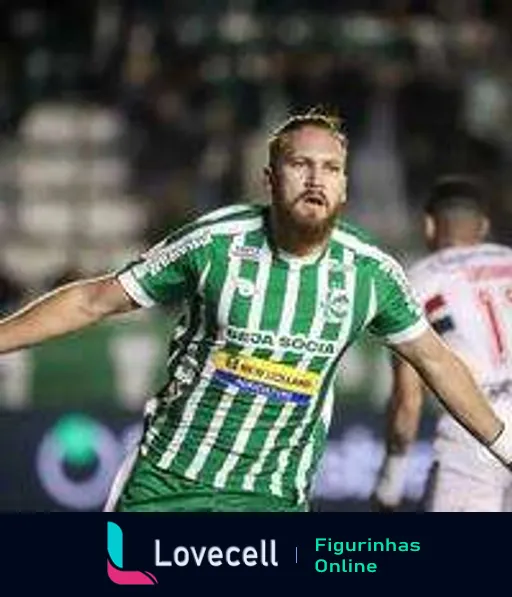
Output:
[2,514,507,595]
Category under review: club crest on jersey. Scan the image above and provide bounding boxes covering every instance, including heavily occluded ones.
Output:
[230,244,263,261]
[322,288,349,322]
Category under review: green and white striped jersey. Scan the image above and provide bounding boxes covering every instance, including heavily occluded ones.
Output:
[117,204,428,505]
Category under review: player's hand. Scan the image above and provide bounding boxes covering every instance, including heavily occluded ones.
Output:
[371,453,408,512]
[369,492,400,513]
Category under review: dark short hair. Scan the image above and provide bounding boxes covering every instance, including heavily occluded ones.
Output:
[267,110,348,168]
[425,175,488,217]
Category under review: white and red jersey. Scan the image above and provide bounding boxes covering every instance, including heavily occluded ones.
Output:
[409,243,512,505]
[408,243,512,390]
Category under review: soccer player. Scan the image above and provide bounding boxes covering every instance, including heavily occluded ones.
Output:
[373,176,512,512]
[0,114,511,512]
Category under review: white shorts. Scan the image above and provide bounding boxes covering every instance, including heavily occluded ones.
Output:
[425,462,512,512]
[427,397,512,512]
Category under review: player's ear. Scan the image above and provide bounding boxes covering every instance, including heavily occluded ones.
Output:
[263,165,274,193]
[340,170,348,204]
[424,214,436,243]
[479,216,490,239]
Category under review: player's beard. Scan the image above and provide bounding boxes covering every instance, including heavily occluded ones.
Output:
[272,191,344,246]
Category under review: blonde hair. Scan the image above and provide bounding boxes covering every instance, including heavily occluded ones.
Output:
[268,110,348,169]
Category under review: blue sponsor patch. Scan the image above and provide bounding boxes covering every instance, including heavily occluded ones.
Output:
[213,370,311,405]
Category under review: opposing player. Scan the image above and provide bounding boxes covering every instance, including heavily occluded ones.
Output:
[0,114,511,512]
[373,176,512,512]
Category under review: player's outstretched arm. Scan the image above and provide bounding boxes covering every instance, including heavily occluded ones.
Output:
[393,327,512,469]
[372,357,424,512]
[0,274,138,355]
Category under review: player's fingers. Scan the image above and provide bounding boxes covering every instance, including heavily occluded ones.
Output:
[369,494,398,513]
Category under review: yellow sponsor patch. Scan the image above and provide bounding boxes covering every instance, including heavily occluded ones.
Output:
[212,350,320,404]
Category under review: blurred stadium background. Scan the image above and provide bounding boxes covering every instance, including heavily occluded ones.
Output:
[0,1,510,511]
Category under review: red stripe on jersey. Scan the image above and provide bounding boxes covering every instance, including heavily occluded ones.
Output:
[478,290,506,363]
[467,264,512,282]
[425,294,445,314]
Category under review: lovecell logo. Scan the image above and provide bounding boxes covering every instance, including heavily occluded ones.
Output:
[107,522,158,585]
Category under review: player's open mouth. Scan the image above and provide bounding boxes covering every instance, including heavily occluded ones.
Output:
[302,194,326,207]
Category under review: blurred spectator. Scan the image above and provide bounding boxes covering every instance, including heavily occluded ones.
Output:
[196,98,243,211]
[0,4,510,287]
[0,267,23,315]
[44,265,84,291]
[282,53,371,148]
[396,57,464,209]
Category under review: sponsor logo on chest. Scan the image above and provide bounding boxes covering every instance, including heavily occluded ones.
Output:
[229,244,264,261]
[212,350,320,405]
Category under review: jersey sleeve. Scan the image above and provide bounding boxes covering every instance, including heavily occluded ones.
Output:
[405,261,432,305]
[367,256,429,345]
[116,225,211,307]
